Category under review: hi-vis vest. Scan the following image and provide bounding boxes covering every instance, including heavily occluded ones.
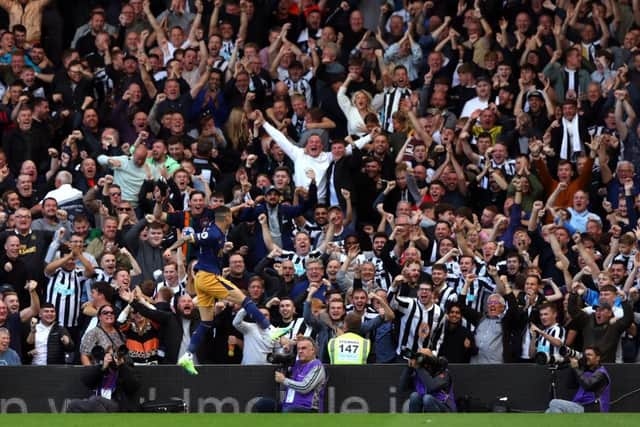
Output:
[327,332,370,365]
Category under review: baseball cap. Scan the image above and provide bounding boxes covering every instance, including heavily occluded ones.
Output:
[264,186,282,195]
[527,90,544,100]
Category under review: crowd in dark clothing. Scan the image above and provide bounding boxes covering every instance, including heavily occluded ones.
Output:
[0,0,640,373]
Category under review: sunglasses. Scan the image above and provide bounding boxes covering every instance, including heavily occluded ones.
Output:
[100,311,114,315]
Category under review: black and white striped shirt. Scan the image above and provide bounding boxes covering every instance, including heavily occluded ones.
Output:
[613,253,634,273]
[346,304,380,321]
[221,40,234,60]
[389,290,443,355]
[212,58,229,73]
[83,268,114,304]
[379,87,411,132]
[154,280,187,297]
[284,77,313,108]
[46,267,87,328]
[477,156,518,189]
[91,268,113,284]
[283,317,315,341]
[356,253,392,290]
[435,285,458,312]
[534,323,566,360]
[429,316,472,355]
[277,249,322,277]
[299,220,323,247]
[457,276,495,316]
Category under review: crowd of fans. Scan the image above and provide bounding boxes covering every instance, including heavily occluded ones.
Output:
[0,0,640,369]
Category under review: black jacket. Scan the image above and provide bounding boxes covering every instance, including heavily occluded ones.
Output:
[80,364,141,412]
[323,152,360,210]
[130,301,213,364]
[2,126,50,175]
[461,292,522,363]
[430,321,477,363]
[568,293,633,363]
[51,75,94,111]
[400,365,452,400]
[44,323,75,364]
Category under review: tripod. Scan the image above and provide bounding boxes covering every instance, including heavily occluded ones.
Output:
[548,364,561,401]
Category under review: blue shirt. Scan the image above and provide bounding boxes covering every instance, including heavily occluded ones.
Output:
[0,348,21,366]
[193,223,225,274]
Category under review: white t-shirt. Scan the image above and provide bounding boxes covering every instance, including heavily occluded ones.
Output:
[460,96,489,119]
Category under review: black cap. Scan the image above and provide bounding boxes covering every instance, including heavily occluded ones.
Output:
[264,185,282,195]
[596,299,612,310]
[123,54,138,62]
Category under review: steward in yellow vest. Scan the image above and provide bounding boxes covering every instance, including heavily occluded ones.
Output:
[328,313,370,365]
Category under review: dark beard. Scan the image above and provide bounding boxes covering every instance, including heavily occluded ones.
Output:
[180,309,196,320]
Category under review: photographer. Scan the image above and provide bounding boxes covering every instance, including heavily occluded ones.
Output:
[546,346,610,413]
[67,344,140,412]
[400,349,456,413]
[254,337,327,413]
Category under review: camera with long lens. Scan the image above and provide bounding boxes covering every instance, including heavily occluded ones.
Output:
[400,347,448,372]
[559,346,583,360]
[533,351,565,365]
[267,346,296,368]
[91,344,129,368]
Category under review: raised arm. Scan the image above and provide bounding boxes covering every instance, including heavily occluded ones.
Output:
[237,1,249,42]
[139,57,159,99]
[593,6,610,47]
[19,281,40,322]
[448,144,468,195]
[395,136,413,164]
[256,112,302,161]
[257,213,276,252]
[189,67,211,99]
[45,253,73,277]
[208,0,222,36]
[614,90,636,141]
[143,0,167,46]
[186,0,204,45]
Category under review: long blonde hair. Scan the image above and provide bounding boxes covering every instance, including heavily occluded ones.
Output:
[224,108,250,151]
[350,90,375,114]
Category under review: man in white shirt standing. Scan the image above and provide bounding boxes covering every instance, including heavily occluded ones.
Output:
[232,306,275,365]
[27,303,74,365]
[460,76,492,118]
[254,110,371,201]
